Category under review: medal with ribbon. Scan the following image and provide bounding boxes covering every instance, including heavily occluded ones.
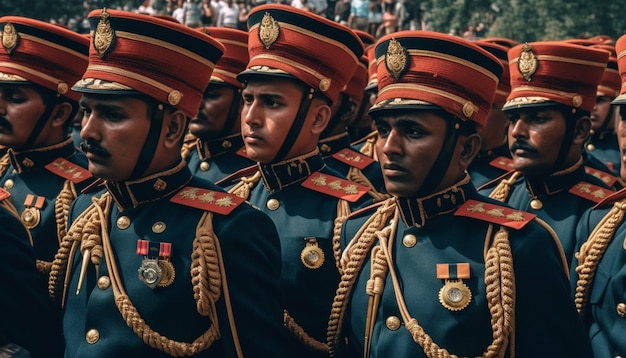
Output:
[437,263,472,311]
[21,194,45,229]
[301,237,325,269]
[136,240,175,288]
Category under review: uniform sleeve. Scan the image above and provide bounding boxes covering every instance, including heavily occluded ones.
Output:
[0,206,64,358]
[213,205,294,357]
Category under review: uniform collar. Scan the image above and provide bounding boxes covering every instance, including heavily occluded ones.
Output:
[259,149,326,192]
[8,138,75,173]
[196,133,245,160]
[318,132,351,158]
[397,174,473,227]
[524,157,584,198]
[105,161,192,210]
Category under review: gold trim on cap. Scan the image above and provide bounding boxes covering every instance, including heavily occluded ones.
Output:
[84,64,178,99]
[19,33,88,60]
[94,8,115,59]
[385,38,408,80]
[408,49,501,83]
[1,22,19,55]
[0,71,28,82]
[319,78,330,92]
[0,61,66,89]
[73,77,134,91]
[462,102,476,117]
[259,12,280,50]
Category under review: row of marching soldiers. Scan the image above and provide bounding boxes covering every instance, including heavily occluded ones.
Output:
[0,4,624,358]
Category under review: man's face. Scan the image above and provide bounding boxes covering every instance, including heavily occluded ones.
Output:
[590,96,613,131]
[618,106,626,181]
[241,78,320,163]
[0,84,47,150]
[188,84,239,140]
[507,108,566,176]
[375,111,450,197]
[79,94,151,181]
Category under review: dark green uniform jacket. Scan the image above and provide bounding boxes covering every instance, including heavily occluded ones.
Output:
[330,176,592,357]
[0,205,64,358]
[184,134,255,183]
[58,162,288,357]
[586,129,620,176]
[468,143,512,195]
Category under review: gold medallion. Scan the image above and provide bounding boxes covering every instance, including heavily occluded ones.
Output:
[385,38,408,81]
[20,207,40,229]
[157,260,175,287]
[259,12,279,50]
[438,279,472,311]
[94,8,115,59]
[530,198,543,210]
[138,258,162,289]
[301,238,324,269]
[586,143,595,151]
[2,22,19,55]
[200,161,210,171]
[517,43,538,81]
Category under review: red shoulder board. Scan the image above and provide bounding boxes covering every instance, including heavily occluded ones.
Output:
[236,147,250,159]
[593,187,626,209]
[0,188,10,201]
[301,172,369,202]
[331,148,375,170]
[584,166,617,187]
[170,186,245,215]
[569,181,614,204]
[489,156,515,172]
[454,199,535,230]
[45,158,92,183]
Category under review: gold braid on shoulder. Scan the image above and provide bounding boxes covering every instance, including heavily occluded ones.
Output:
[332,199,352,273]
[489,171,521,203]
[0,152,9,177]
[574,199,626,314]
[327,198,397,357]
[346,166,390,203]
[180,136,198,161]
[358,136,377,161]
[228,171,262,199]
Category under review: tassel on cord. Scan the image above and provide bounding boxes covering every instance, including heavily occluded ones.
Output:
[489,171,521,203]
[228,171,262,200]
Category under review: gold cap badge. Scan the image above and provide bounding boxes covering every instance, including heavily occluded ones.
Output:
[94,8,116,59]
[517,43,538,81]
[259,12,279,50]
[1,22,19,55]
[385,38,408,81]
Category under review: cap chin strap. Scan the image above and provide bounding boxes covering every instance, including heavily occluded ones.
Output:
[129,104,165,180]
[217,87,241,138]
[548,112,577,175]
[320,93,350,139]
[414,118,461,197]
[21,104,57,150]
[271,88,315,163]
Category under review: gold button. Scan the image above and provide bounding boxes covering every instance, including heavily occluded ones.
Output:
[320,144,331,153]
[385,316,401,331]
[199,161,210,171]
[116,216,131,230]
[530,199,543,210]
[267,198,280,211]
[85,329,100,344]
[3,179,14,189]
[586,143,595,152]
[617,303,626,317]
[402,234,417,248]
[97,276,110,290]
[152,221,166,234]
[222,140,232,149]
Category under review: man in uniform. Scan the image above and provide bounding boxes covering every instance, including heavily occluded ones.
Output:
[328,31,589,357]
[486,41,614,263]
[224,4,366,356]
[182,27,255,182]
[0,17,95,276]
[350,44,380,159]
[326,30,592,358]
[0,203,64,358]
[47,9,288,357]
[572,33,626,358]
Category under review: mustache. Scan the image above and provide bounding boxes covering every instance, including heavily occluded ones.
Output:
[0,116,11,130]
[79,140,111,158]
[509,140,537,153]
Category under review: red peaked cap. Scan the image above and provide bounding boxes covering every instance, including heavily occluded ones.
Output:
[504,41,608,113]
[370,30,503,127]
[365,44,378,91]
[0,16,89,102]
[72,9,225,118]
[612,35,626,105]
[239,4,364,105]
[197,27,249,89]
[475,40,511,108]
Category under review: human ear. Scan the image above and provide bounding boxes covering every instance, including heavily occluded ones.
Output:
[572,115,591,145]
[163,110,188,149]
[49,102,72,128]
[459,133,481,168]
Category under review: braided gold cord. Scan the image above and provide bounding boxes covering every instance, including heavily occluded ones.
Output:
[358,136,377,160]
[333,199,352,273]
[327,199,396,357]
[489,171,521,203]
[284,310,330,353]
[574,200,626,313]
[180,138,197,161]
[0,152,9,177]
[192,212,222,317]
[54,180,78,245]
[228,171,262,199]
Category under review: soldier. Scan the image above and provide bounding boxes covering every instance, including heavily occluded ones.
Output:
[350,44,379,150]
[224,4,366,356]
[486,41,614,263]
[0,17,95,276]
[48,9,288,357]
[182,27,255,182]
[0,204,64,358]
[327,30,592,358]
[469,40,513,192]
[572,33,626,358]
